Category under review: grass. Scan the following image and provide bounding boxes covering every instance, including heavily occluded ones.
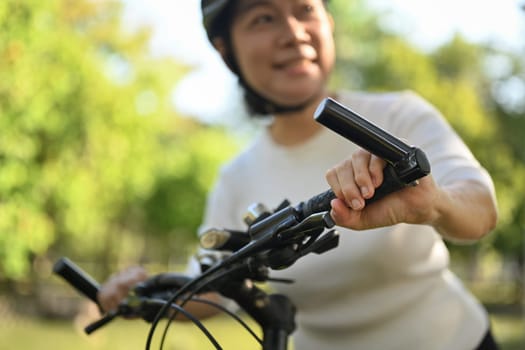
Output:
[490,313,525,350]
[0,314,262,350]
[0,310,522,349]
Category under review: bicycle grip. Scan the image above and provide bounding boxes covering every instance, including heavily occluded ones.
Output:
[134,272,193,296]
[53,257,101,306]
[314,97,411,163]
[314,97,431,184]
[297,163,406,220]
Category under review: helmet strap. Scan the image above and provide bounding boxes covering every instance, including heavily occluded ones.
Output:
[223,44,315,116]
[239,76,313,116]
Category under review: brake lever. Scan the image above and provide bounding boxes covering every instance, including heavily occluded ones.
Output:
[257,212,339,270]
[275,212,334,242]
[84,311,119,334]
[83,297,141,335]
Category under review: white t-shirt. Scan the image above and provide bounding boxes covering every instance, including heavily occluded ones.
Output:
[197,90,495,350]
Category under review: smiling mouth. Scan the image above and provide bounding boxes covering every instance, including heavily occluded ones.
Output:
[274,58,316,70]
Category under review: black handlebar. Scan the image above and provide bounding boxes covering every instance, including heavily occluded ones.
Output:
[53,97,433,350]
[315,98,412,163]
[295,97,431,220]
[314,97,431,183]
[53,257,101,307]
[200,97,431,253]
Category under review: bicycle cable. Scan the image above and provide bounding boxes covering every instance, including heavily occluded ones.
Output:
[157,296,262,350]
[148,260,248,350]
[192,297,262,344]
[156,298,222,349]
[156,268,263,350]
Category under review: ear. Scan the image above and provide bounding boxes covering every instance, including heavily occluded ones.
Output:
[211,37,238,73]
[212,37,228,59]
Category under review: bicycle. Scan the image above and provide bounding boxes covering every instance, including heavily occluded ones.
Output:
[53,97,431,350]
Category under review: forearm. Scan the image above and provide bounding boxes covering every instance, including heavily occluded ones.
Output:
[431,180,498,242]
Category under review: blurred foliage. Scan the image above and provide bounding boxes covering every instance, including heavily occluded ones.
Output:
[0,0,240,280]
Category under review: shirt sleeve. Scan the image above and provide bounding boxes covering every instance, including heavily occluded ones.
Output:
[389,91,496,200]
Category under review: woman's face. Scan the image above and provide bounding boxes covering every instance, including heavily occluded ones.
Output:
[227,0,335,108]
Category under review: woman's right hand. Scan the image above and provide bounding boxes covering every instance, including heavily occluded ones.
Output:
[97,266,148,313]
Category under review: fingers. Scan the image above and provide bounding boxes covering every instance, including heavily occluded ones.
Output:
[326,149,385,210]
[351,150,378,201]
[329,197,362,228]
[368,154,384,189]
[326,158,363,210]
[97,266,148,313]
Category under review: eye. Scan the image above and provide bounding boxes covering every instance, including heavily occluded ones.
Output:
[297,2,320,19]
[243,7,276,28]
[252,13,274,25]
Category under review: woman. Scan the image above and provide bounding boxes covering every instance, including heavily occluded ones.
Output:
[99,1,499,349]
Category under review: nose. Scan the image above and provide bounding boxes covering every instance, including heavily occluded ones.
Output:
[277,16,310,46]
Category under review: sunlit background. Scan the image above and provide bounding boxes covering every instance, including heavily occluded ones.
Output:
[1,0,524,349]
[121,0,524,123]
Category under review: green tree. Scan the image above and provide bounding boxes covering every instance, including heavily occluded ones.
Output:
[480,46,525,278]
[0,0,240,281]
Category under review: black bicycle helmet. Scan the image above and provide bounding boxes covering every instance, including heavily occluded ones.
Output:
[201,0,329,40]
[201,0,231,41]
[200,0,329,116]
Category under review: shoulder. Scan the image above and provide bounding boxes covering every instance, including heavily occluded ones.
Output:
[335,89,443,133]
[337,89,436,115]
